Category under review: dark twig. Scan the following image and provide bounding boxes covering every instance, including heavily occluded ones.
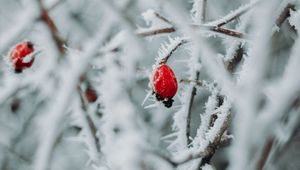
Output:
[210,26,245,39]
[153,11,172,25]
[186,71,200,145]
[227,44,244,74]
[172,112,230,166]
[151,107,231,168]
[137,25,246,39]
[77,85,101,153]
[275,4,295,27]
[256,137,274,170]
[198,96,229,168]
[255,4,296,169]
[137,27,176,37]
[159,39,188,64]
[206,0,260,27]
[180,79,203,87]
[37,0,65,54]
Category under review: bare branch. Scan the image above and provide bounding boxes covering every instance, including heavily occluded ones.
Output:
[186,71,200,145]
[37,0,66,54]
[205,0,260,27]
[77,84,101,154]
[137,25,246,39]
[159,39,187,64]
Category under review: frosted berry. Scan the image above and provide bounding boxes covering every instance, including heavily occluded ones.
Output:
[85,85,98,103]
[10,41,35,73]
[152,63,178,108]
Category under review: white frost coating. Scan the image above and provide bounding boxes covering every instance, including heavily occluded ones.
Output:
[100,31,126,53]
[228,1,287,170]
[33,21,112,170]
[153,36,186,68]
[192,96,230,150]
[253,34,300,144]
[136,9,172,37]
[223,14,251,62]
[289,10,300,31]
[68,86,100,164]
[204,0,260,27]
[192,92,217,149]
[191,0,205,23]
[0,0,299,169]
[202,164,215,170]
[0,0,39,54]
[143,36,186,106]
[100,51,144,170]
[142,9,171,28]
[162,1,237,100]
[167,42,201,153]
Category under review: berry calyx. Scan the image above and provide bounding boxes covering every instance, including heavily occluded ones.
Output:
[152,63,178,108]
[10,41,35,73]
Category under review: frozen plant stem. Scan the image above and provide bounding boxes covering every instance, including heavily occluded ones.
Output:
[180,79,203,87]
[205,0,260,27]
[254,4,296,169]
[153,11,172,25]
[186,71,200,145]
[37,0,65,54]
[77,86,101,153]
[201,0,207,23]
[137,25,246,39]
[159,39,187,64]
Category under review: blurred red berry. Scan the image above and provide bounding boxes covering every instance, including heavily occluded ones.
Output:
[10,41,35,73]
[85,86,98,103]
[152,63,177,107]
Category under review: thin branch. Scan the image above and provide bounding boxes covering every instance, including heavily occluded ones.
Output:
[201,0,207,23]
[272,3,296,39]
[255,5,296,169]
[153,11,172,25]
[77,85,101,153]
[136,27,176,37]
[209,26,244,39]
[186,0,206,146]
[205,0,260,27]
[153,110,231,167]
[33,21,111,170]
[275,4,295,27]
[180,79,203,87]
[186,71,200,145]
[256,137,274,170]
[197,96,228,168]
[37,0,65,54]
[137,25,246,39]
[226,44,244,73]
[159,39,188,64]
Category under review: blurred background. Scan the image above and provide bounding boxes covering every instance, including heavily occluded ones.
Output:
[0,0,299,170]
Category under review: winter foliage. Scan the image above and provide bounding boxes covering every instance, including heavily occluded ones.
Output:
[0,0,300,170]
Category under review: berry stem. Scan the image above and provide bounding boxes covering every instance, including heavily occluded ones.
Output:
[159,39,187,64]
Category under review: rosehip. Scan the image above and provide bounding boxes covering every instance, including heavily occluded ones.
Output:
[9,41,35,73]
[85,85,98,103]
[152,63,178,108]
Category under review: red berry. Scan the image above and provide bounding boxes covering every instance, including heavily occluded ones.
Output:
[152,64,177,107]
[85,86,98,103]
[10,41,35,73]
